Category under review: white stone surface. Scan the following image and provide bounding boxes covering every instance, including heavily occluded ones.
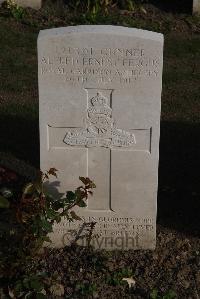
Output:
[0,0,42,9]
[38,25,163,250]
[16,0,41,9]
[193,0,200,14]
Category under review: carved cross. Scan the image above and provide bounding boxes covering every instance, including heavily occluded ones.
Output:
[48,88,151,212]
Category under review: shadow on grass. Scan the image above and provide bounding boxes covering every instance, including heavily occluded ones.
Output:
[158,121,200,237]
[146,0,192,14]
[0,114,199,237]
[0,114,39,168]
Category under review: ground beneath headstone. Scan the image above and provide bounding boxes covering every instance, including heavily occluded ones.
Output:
[38,225,200,298]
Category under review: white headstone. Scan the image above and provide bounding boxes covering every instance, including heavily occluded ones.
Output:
[17,0,41,9]
[38,25,163,250]
[0,0,42,9]
[193,0,200,14]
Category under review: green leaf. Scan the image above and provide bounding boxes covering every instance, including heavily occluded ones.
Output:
[52,201,64,210]
[75,189,82,199]
[163,290,177,299]
[24,293,33,299]
[66,191,76,202]
[77,199,87,207]
[41,219,53,232]
[0,195,10,208]
[46,208,58,219]
[30,279,43,291]
[70,211,82,221]
[36,293,47,299]
[150,289,158,299]
[15,281,23,293]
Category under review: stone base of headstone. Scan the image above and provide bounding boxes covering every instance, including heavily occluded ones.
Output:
[193,0,200,14]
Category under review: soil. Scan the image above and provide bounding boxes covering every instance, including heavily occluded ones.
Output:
[39,225,200,298]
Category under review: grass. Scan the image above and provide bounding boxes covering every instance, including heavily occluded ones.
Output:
[162,35,200,122]
[0,17,38,163]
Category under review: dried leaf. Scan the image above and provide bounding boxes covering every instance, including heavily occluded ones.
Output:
[8,288,15,298]
[90,182,96,188]
[23,183,35,195]
[79,176,95,186]
[49,283,64,296]
[122,277,136,288]
[140,7,147,14]
[48,167,58,177]
[79,176,90,185]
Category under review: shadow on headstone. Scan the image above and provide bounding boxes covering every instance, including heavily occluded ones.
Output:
[158,121,200,237]
[44,180,65,199]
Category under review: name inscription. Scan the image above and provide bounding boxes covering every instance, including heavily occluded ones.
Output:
[40,46,161,85]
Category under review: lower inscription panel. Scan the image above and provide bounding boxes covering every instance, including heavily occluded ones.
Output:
[49,216,155,250]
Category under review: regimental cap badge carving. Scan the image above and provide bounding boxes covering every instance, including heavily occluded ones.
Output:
[91,92,108,107]
[63,90,136,148]
[89,92,112,118]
